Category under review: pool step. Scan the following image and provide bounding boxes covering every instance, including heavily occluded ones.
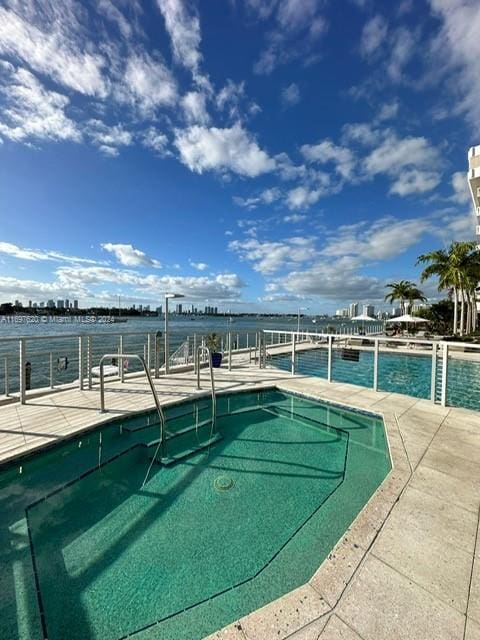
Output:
[148,432,223,466]
[263,405,337,434]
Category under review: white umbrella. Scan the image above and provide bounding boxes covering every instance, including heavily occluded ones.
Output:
[386,314,428,323]
[351,313,376,322]
[351,313,376,333]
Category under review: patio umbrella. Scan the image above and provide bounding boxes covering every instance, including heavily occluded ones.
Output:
[386,314,429,323]
[386,314,429,334]
[351,313,376,333]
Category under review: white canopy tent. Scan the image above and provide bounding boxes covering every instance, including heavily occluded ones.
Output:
[386,314,429,323]
[351,313,376,333]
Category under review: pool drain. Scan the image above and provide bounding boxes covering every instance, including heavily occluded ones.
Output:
[214,475,235,492]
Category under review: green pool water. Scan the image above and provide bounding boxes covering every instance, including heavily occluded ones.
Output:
[0,389,391,640]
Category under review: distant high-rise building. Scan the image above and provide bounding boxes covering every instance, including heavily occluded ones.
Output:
[28,300,32,308]
[39,302,45,308]
[392,307,402,317]
[32,302,38,308]
[349,302,358,318]
[14,299,22,307]
[176,303,182,314]
[57,299,64,309]
[138,304,143,312]
[156,305,163,315]
[65,299,69,309]
[46,299,55,309]
[214,307,218,315]
[363,304,375,317]
[73,299,79,310]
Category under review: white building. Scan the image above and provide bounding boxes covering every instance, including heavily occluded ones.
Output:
[363,304,375,317]
[349,302,358,317]
[468,144,480,250]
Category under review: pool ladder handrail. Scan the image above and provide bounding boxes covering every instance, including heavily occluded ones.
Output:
[195,346,216,428]
[98,353,166,487]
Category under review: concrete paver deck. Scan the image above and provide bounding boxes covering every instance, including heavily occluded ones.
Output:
[0,361,479,640]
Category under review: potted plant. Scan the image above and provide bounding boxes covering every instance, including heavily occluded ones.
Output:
[205,333,223,367]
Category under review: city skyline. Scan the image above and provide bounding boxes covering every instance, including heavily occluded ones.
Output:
[0,1,478,313]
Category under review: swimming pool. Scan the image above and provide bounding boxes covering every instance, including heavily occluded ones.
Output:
[270,348,480,411]
[0,389,390,640]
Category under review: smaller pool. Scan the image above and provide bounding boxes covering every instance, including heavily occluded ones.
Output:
[270,348,480,411]
[0,388,390,640]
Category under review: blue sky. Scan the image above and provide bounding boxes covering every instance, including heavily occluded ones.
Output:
[0,0,477,313]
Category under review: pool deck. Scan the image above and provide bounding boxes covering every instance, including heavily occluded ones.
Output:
[1,361,479,640]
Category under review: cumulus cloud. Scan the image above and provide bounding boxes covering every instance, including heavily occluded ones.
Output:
[0,241,101,264]
[233,187,281,209]
[123,52,177,114]
[301,139,355,179]
[156,0,202,74]
[85,119,133,156]
[101,243,161,268]
[189,260,208,271]
[174,122,275,177]
[0,66,81,143]
[252,0,328,75]
[0,3,108,97]
[429,0,480,126]
[281,83,301,107]
[229,236,316,274]
[141,127,170,155]
[360,15,388,58]
[181,90,210,124]
[451,170,471,204]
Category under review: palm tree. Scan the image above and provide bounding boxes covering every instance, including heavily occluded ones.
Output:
[417,241,480,335]
[384,280,425,315]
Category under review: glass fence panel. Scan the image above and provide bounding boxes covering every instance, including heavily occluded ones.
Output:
[446,347,480,411]
[377,342,431,400]
[331,339,374,388]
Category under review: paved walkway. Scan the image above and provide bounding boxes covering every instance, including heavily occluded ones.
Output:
[1,362,479,640]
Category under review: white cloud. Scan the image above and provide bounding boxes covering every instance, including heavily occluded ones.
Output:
[341,122,380,146]
[281,83,301,107]
[360,15,388,58]
[301,139,355,179]
[0,241,101,264]
[156,0,202,74]
[0,67,81,143]
[364,133,441,195]
[141,127,169,155]
[123,52,177,114]
[174,122,275,177]
[0,4,108,97]
[86,119,133,156]
[252,0,328,75]
[229,236,316,274]
[451,170,471,204]
[181,90,209,124]
[429,0,480,126]
[101,243,161,268]
[284,214,306,223]
[189,260,208,271]
[233,187,281,209]
[386,27,416,82]
[390,169,441,196]
[321,216,431,262]
[377,100,399,121]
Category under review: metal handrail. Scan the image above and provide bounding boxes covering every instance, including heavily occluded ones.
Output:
[98,353,166,487]
[195,346,216,428]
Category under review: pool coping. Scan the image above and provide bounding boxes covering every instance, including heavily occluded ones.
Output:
[205,381,412,640]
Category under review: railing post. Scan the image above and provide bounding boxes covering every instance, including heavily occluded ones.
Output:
[291,333,296,375]
[4,355,9,397]
[78,336,84,390]
[373,339,378,391]
[49,352,54,389]
[87,336,92,390]
[441,343,448,407]
[430,342,437,402]
[327,335,333,382]
[246,333,249,349]
[147,333,152,371]
[228,331,232,371]
[193,334,197,374]
[19,338,26,404]
[120,335,124,382]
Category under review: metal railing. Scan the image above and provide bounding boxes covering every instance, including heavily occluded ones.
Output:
[196,346,217,428]
[97,352,166,488]
[262,329,480,410]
